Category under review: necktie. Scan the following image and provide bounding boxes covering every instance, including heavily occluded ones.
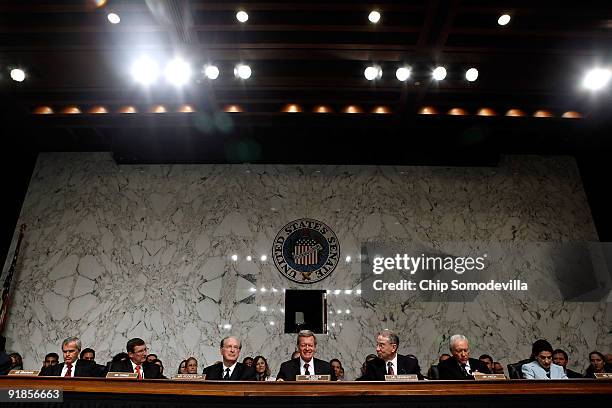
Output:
[224,368,230,379]
[304,363,310,375]
[135,365,142,379]
[546,370,551,379]
[387,362,394,375]
[462,364,471,376]
[65,363,73,377]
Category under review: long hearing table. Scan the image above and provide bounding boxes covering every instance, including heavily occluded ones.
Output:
[0,376,611,407]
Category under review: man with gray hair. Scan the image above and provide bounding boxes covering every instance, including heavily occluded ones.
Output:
[39,337,104,377]
[276,330,336,380]
[203,336,256,380]
[438,334,490,380]
[358,329,423,380]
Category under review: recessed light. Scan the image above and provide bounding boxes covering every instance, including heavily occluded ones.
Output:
[107,13,120,24]
[236,10,249,23]
[498,14,511,26]
[465,68,479,82]
[368,11,381,24]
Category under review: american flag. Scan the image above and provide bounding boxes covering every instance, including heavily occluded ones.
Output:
[0,224,26,334]
[293,239,322,265]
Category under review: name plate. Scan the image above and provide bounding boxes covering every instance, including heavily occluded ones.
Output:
[172,374,206,380]
[385,374,419,381]
[594,373,612,379]
[474,373,507,380]
[106,372,138,379]
[8,370,40,376]
[296,375,331,381]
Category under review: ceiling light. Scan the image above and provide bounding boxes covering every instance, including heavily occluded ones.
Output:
[224,105,243,113]
[372,106,390,114]
[236,10,249,23]
[368,11,381,24]
[477,108,496,116]
[118,106,137,114]
[498,14,511,26]
[282,104,302,113]
[343,105,363,113]
[177,104,195,113]
[314,105,332,113]
[505,109,525,117]
[562,111,582,119]
[583,68,611,91]
[33,106,53,114]
[364,65,382,81]
[418,106,438,115]
[131,56,159,85]
[150,105,166,113]
[448,108,467,116]
[88,106,108,114]
[395,67,411,81]
[234,64,252,79]
[203,65,219,80]
[10,68,26,82]
[62,106,81,114]
[165,58,192,86]
[533,110,553,118]
[107,13,120,24]
[432,66,447,81]
[465,68,479,82]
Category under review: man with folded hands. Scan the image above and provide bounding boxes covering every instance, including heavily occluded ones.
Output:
[358,329,423,380]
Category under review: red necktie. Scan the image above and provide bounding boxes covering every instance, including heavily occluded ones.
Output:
[387,362,394,375]
[65,363,73,377]
[135,365,143,379]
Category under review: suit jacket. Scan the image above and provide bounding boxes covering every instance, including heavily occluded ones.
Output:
[0,351,12,375]
[39,359,105,377]
[438,356,490,380]
[358,355,423,380]
[522,361,568,379]
[276,357,336,381]
[566,368,582,378]
[108,359,164,379]
[203,361,256,380]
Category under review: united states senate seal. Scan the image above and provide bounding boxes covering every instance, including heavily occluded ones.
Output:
[273,218,340,283]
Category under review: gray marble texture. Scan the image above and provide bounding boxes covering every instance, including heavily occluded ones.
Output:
[1,152,609,378]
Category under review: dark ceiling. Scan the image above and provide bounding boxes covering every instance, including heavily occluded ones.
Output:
[1,0,612,164]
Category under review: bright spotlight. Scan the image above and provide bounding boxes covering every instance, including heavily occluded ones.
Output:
[364,65,382,81]
[583,68,611,91]
[465,67,479,82]
[165,58,192,86]
[203,65,219,80]
[368,11,381,24]
[131,56,159,85]
[236,10,249,23]
[498,14,511,26]
[432,66,447,80]
[10,68,26,82]
[395,67,411,81]
[234,64,252,79]
[107,13,120,24]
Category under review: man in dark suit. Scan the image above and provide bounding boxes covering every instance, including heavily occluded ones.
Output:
[358,329,423,380]
[108,338,164,379]
[438,334,491,380]
[203,336,256,380]
[276,329,336,381]
[39,337,104,377]
[553,349,583,378]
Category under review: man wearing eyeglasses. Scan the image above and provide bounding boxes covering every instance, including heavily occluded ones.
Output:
[203,336,256,380]
[109,338,164,379]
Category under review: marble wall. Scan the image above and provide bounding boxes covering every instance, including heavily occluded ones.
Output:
[2,152,610,377]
